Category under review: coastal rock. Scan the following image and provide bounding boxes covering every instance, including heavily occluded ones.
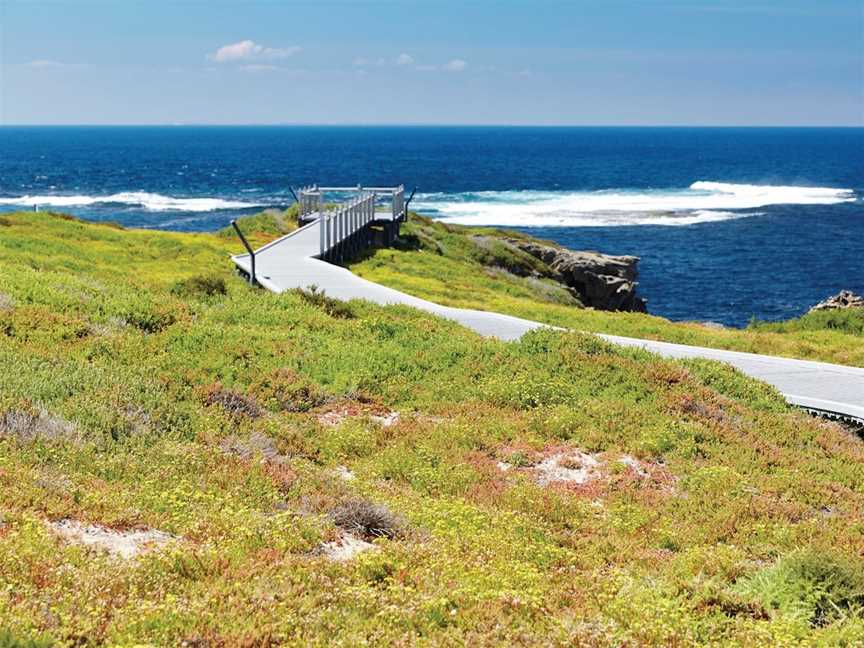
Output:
[505,240,647,312]
[809,290,864,312]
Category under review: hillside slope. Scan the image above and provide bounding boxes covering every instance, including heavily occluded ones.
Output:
[350,216,864,367]
[0,211,863,645]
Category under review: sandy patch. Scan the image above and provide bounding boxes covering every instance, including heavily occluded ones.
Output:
[496,446,663,490]
[334,465,356,481]
[534,451,601,486]
[618,454,649,477]
[317,406,400,428]
[318,533,376,561]
[50,519,175,559]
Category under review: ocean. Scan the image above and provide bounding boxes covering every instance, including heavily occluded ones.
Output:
[1,126,861,326]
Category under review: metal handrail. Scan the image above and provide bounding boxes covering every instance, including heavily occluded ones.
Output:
[231,219,256,285]
[403,186,417,220]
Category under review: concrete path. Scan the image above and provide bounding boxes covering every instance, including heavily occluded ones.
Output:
[233,219,864,424]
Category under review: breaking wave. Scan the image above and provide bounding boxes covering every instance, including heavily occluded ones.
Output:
[0,192,261,212]
[417,181,856,227]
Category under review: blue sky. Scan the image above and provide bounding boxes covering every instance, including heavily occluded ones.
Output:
[1,0,861,125]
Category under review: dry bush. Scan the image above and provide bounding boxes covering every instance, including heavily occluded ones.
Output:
[220,431,282,462]
[0,408,77,443]
[203,384,263,419]
[250,368,327,413]
[330,499,404,540]
[293,286,355,319]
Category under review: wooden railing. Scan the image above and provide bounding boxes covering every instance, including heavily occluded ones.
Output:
[318,192,377,262]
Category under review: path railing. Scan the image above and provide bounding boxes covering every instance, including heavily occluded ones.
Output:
[318,192,377,262]
[298,185,409,223]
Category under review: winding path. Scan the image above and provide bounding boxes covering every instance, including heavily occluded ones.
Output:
[233,218,864,424]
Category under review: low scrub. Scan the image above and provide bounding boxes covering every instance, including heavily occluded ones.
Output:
[750,308,864,337]
[294,286,355,319]
[735,549,864,627]
[202,383,263,419]
[331,499,404,540]
[0,210,862,644]
[0,405,77,443]
[170,274,227,298]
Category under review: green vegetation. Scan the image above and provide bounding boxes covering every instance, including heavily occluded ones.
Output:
[0,210,863,645]
[351,216,864,366]
[216,204,300,245]
[750,308,864,338]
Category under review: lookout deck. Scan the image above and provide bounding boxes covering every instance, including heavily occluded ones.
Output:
[231,185,864,426]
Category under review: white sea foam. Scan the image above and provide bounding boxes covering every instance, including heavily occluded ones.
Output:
[418,181,855,227]
[0,192,261,212]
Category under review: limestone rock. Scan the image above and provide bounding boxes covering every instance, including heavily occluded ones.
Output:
[809,290,864,312]
[505,239,647,312]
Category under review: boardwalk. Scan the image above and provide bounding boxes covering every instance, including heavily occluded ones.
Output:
[233,201,864,425]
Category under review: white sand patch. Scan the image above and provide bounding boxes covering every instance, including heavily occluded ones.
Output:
[496,461,512,472]
[319,533,375,561]
[334,465,356,481]
[534,451,601,486]
[50,519,175,559]
[318,408,400,428]
[370,411,400,428]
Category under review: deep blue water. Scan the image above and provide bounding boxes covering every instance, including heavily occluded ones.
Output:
[1,126,862,326]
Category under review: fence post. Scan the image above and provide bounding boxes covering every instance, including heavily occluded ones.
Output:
[326,213,332,261]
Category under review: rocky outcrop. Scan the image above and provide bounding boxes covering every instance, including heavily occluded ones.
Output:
[809,290,864,312]
[504,239,647,312]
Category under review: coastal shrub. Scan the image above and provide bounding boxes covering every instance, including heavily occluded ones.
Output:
[170,274,227,298]
[751,308,864,337]
[734,549,864,626]
[114,298,177,334]
[3,210,864,643]
[217,205,300,241]
[202,383,263,419]
[293,286,355,319]
[0,630,53,648]
[0,405,77,443]
[250,368,327,412]
[330,499,404,540]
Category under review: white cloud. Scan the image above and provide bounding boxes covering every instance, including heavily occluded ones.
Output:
[442,59,467,72]
[209,40,300,63]
[396,53,414,66]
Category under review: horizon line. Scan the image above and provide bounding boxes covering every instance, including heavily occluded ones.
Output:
[2,123,863,129]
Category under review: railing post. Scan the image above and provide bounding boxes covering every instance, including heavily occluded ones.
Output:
[319,211,325,257]
[231,219,256,285]
[326,213,332,261]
